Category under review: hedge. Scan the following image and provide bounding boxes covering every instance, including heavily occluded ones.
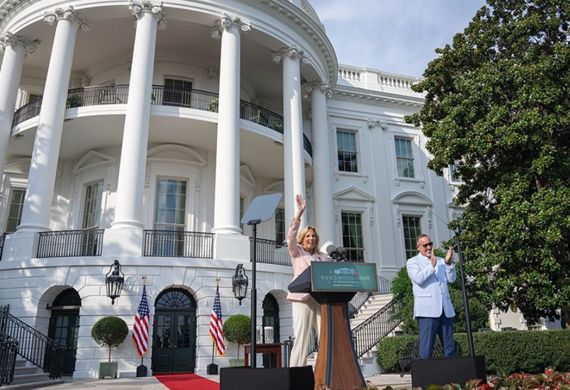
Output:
[378,329,570,374]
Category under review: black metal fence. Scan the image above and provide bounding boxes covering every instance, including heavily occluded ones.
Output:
[143,230,214,258]
[0,334,18,386]
[250,237,290,266]
[37,229,104,258]
[351,298,402,358]
[0,305,64,380]
[0,233,5,261]
[11,85,313,157]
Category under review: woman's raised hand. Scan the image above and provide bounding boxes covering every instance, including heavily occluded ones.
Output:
[295,194,306,220]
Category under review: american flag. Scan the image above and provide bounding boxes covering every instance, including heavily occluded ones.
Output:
[209,285,225,356]
[132,285,150,357]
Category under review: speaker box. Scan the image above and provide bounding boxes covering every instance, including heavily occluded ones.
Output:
[411,356,486,389]
[220,366,314,390]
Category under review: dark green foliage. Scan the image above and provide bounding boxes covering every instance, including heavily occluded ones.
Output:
[378,330,570,374]
[91,316,129,362]
[391,267,489,335]
[223,314,251,358]
[378,335,416,372]
[391,267,416,334]
[406,0,570,323]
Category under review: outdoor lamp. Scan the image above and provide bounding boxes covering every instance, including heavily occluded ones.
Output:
[232,263,248,305]
[105,259,124,305]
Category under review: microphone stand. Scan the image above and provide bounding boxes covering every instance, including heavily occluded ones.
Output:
[455,225,475,358]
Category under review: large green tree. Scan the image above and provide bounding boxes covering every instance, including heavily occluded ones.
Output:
[407,0,570,324]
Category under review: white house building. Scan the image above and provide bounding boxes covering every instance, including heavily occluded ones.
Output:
[0,0,462,379]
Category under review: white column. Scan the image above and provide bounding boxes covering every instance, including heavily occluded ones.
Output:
[0,34,39,184]
[210,16,251,261]
[111,2,165,230]
[273,47,306,226]
[310,83,335,244]
[211,16,249,235]
[17,8,88,233]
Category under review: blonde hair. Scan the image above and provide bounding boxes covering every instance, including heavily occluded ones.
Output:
[297,225,320,255]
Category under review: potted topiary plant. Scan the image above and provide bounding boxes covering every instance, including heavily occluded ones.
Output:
[91,316,129,379]
[223,314,251,366]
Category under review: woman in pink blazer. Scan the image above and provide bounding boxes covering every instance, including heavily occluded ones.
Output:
[287,194,327,367]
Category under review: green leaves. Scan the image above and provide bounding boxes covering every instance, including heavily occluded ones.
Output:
[405,0,570,323]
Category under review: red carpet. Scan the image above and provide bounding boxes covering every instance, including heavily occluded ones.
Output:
[155,373,219,390]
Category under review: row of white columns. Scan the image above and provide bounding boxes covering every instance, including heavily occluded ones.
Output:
[0,4,336,252]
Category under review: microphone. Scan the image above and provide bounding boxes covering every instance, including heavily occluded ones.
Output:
[320,241,342,261]
[336,246,348,262]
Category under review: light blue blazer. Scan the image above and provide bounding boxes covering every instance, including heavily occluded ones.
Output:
[406,254,457,319]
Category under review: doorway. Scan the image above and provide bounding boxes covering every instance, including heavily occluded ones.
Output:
[151,288,197,373]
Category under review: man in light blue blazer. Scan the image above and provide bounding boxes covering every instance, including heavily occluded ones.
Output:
[406,234,456,359]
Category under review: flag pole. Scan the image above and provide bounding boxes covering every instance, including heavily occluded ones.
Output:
[141,276,147,367]
[208,278,221,375]
[135,275,148,377]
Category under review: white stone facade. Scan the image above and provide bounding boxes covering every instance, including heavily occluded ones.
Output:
[0,0,460,378]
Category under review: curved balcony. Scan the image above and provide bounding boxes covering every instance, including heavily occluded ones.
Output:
[12,85,313,156]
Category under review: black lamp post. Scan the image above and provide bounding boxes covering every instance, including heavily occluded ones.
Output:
[455,226,475,357]
[232,264,249,305]
[105,259,124,305]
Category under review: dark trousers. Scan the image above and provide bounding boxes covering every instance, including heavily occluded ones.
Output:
[417,314,456,359]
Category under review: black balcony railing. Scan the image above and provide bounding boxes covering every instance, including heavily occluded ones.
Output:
[143,230,214,258]
[249,237,290,266]
[0,334,18,386]
[0,233,5,261]
[37,229,104,258]
[11,85,313,157]
[12,98,42,127]
[0,305,64,380]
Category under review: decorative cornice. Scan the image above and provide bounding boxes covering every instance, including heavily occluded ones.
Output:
[0,33,40,54]
[129,1,167,29]
[44,6,89,32]
[332,87,424,108]
[258,0,337,87]
[272,46,309,65]
[211,15,251,39]
[367,119,387,130]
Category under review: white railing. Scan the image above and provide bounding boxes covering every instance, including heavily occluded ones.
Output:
[339,67,361,81]
[378,73,417,90]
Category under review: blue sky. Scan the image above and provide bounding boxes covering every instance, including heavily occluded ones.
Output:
[310,0,486,77]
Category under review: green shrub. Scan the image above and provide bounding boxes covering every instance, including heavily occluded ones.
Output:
[378,329,570,375]
[66,94,83,108]
[378,335,416,372]
[223,314,251,358]
[91,316,129,362]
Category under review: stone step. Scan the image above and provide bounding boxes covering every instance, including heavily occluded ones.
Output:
[0,379,64,390]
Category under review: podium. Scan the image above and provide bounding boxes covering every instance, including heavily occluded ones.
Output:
[288,262,378,390]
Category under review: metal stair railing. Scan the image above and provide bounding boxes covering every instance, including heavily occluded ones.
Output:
[0,233,5,261]
[0,334,18,386]
[0,306,64,379]
[348,275,392,318]
[351,297,402,358]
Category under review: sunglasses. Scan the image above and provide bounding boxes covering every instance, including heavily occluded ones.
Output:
[421,242,434,248]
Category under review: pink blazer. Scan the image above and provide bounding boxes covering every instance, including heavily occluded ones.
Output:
[287,218,327,302]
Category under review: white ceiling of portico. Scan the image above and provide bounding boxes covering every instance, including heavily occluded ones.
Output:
[16,5,312,102]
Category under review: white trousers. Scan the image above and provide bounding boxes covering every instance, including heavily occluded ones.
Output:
[289,298,321,367]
